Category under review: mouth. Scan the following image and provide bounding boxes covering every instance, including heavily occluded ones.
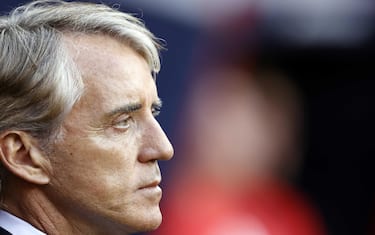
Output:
[139,180,161,190]
[138,180,162,200]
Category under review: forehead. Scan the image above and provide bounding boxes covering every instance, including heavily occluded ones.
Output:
[64,34,158,116]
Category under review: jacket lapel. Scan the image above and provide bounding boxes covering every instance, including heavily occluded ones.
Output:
[0,227,11,235]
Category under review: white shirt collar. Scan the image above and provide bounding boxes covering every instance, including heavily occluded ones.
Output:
[0,210,46,235]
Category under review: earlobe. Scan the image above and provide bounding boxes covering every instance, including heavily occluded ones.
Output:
[0,131,50,185]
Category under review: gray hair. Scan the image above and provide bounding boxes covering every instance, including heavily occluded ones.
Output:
[0,0,162,147]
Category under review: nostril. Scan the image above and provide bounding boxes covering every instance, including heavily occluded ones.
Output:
[138,135,173,163]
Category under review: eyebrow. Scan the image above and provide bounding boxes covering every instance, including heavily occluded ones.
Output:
[108,99,163,117]
[108,103,142,117]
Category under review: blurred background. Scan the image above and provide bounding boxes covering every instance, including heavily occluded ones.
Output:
[1,0,374,235]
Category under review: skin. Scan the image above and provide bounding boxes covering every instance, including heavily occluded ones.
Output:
[0,34,174,235]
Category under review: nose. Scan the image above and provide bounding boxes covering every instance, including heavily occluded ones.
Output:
[138,117,174,163]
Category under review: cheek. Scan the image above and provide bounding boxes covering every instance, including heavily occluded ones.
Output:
[49,136,138,201]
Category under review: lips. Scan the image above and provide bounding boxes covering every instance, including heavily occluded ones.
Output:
[138,178,162,200]
[139,179,161,190]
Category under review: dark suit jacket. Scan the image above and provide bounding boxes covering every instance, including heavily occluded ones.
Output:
[0,227,11,235]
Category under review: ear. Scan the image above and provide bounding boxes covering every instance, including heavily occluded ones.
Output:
[0,131,50,185]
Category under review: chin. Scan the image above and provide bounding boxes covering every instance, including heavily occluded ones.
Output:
[130,206,163,232]
[141,219,162,232]
[144,210,163,230]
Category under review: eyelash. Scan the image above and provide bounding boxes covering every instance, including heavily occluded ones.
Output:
[113,107,161,130]
[113,116,132,129]
[152,107,161,117]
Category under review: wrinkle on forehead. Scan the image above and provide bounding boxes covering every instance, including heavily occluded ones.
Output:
[63,33,155,96]
[60,33,158,130]
[63,34,147,77]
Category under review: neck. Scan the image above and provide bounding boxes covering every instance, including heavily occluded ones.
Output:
[1,177,128,235]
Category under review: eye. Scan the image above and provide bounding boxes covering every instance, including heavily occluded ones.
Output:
[113,116,132,129]
[152,106,161,117]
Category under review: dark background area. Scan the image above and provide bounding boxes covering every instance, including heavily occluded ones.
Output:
[259,46,375,235]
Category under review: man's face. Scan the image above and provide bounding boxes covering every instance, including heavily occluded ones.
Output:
[46,35,173,234]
